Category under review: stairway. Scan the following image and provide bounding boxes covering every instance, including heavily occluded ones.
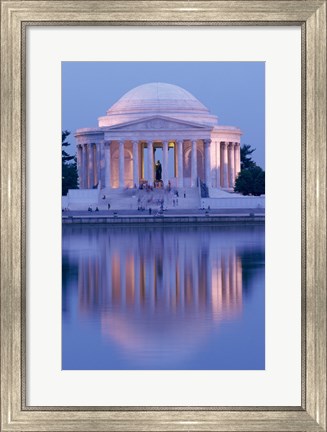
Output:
[167,187,200,210]
[97,188,139,210]
[68,186,201,211]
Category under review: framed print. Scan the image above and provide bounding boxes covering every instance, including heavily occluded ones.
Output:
[1,1,326,431]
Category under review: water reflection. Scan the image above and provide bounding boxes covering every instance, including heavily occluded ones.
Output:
[62,224,265,370]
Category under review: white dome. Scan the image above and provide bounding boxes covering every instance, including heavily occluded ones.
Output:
[98,82,218,127]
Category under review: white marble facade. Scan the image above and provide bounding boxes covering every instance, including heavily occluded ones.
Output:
[75,83,242,190]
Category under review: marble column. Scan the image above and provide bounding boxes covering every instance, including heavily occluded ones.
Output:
[162,140,169,186]
[234,143,241,180]
[77,145,82,188]
[191,140,198,187]
[216,141,221,188]
[94,144,98,187]
[82,144,88,188]
[132,140,139,187]
[204,138,211,186]
[93,143,97,187]
[104,141,111,189]
[228,143,235,188]
[177,140,184,188]
[119,140,125,188]
[147,140,154,185]
[88,143,95,188]
[174,144,178,178]
[221,142,228,188]
[97,143,102,188]
[140,143,144,179]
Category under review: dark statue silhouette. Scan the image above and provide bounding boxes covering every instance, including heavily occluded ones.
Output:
[155,160,162,181]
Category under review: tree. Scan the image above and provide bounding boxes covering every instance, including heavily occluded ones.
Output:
[240,144,256,170]
[62,130,78,196]
[234,166,265,196]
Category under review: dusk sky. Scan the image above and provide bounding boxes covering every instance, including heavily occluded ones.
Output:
[62,62,265,168]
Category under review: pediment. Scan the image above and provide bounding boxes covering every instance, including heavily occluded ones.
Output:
[106,115,210,132]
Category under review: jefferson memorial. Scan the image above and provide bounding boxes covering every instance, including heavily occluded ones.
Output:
[74,82,242,191]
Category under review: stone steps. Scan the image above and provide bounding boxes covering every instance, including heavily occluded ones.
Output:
[67,187,200,210]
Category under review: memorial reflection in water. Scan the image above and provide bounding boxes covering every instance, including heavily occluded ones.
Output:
[62,224,265,370]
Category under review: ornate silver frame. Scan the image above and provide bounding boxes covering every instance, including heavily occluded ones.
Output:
[1,1,326,431]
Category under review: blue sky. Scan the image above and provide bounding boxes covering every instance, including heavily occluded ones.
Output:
[62,62,265,168]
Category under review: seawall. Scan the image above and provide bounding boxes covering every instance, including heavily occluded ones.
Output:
[62,214,265,225]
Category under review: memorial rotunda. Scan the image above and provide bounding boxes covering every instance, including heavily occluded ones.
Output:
[75,82,242,190]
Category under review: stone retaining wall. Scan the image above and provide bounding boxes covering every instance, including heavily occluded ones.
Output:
[201,196,265,209]
[62,215,265,225]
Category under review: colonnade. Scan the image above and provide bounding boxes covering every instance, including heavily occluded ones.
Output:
[219,142,241,188]
[76,138,241,190]
[76,142,100,189]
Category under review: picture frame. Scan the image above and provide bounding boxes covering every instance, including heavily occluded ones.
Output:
[1,1,326,431]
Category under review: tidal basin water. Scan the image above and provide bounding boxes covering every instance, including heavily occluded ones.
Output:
[62,224,265,370]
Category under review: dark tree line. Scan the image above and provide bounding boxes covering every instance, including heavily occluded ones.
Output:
[234,144,265,196]
[62,130,78,196]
